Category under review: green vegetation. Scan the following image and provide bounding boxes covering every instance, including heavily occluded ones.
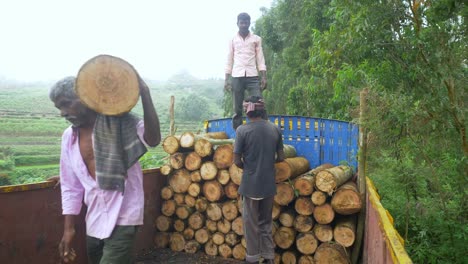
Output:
[252,1,466,263]
[0,74,224,185]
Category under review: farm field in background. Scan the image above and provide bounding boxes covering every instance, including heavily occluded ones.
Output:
[0,78,223,186]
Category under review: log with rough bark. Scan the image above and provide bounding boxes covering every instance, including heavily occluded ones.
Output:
[185,195,196,208]
[160,186,174,200]
[274,182,295,206]
[333,216,356,247]
[281,251,298,264]
[314,242,349,264]
[162,135,180,154]
[313,224,333,243]
[213,144,234,169]
[206,203,223,221]
[184,152,202,171]
[169,232,185,252]
[311,191,327,206]
[175,205,193,220]
[293,215,314,233]
[200,161,218,180]
[195,197,208,212]
[160,164,173,176]
[169,169,191,193]
[229,164,243,185]
[194,228,210,244]
[279,209,296,228]
[231,216,244,236]
[232,243,246,260]
[212,232,225,245]
[294,196,315,216]
[224,181,239,199]
[273,226,296,249]
[173,219,186,232]
[188,211,205,230]
[183,228,195,240]
[202,180,224,202]
[296,232,318,255]
[217,219,231,234]
[315,165,353,195]
[155,215,172,232]
[184,240,201,254]
[331,181,361,215]
[298,255,315,264]
[216,169,231,185]
[222,200,239,221]
[313,203,335,225]
[154,232,170,248]
[161,200,176,217]
[204,239,218,256]
[218,243,233,258]
[275,157,310,183]
[170,152,186,170]
[187,182,201,197]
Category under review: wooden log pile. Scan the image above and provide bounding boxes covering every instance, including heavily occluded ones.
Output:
[155,131,361,264]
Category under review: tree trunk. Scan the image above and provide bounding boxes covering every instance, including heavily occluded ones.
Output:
[294,196,315,216]
[173,219,186,232]
[311,191,327,206]
[169,232,185,252]
[194,228,210,245]
[175,205,193,220]
[313,224,333,243]
[213,144,234,169]
[275,157,310,183]
[224,181,239,199]
[201,161,218,180]
[274,182,295,206]
[187,182,201,197]
[169,169,191,193]
[183,228,195,240]
[185,152,202,171]
[293,175,315,196]
[204,239,218,256]
[155,215,172,232]
[188,211,205,230]
[281,251,298,264]
[170,152,186,170]
[313,203,335,225]
[229,164,243,185]
[206,203,223,221]
[216,169,231,185]
[218,244,233,258]
[316,165,353,195]
[162,135,180,154]
[160,164,173,176]
[273,226,296,249]
[160,186,174,200]
[212,232,225,245]
[296,232,318,255]
[222,200,239,221]
[231,216,244,236]
[232,243,246,260]
[195,197,208,212]
[331,181,361,215]
[314,242,349,264]
[161,200,176,217]
[202,180,224,202]
[293,215,314,233]
[154,232,170,248]
[184,240,201,254]
[279,209,296,227]
[333,216,356,247]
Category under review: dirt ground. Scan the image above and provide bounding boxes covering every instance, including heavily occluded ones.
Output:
[135,248,247,264]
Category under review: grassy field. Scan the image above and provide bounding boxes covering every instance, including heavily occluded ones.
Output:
[0,77,224,186]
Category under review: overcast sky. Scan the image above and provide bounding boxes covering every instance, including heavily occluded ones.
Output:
[0,0,273,82]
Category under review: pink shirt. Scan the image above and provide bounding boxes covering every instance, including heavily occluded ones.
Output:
[60,121,146,239]
[225,32,267,77]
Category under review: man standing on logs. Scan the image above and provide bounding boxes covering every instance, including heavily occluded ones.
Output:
[234,96,284,264]
[49,76,161,264]
[225,12,268,130]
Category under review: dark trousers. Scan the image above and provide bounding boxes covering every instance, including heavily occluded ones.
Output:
[86,225,137,264]
[242,196,275,262]
[232,76,263,130]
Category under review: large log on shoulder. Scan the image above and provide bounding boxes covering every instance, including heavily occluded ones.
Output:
[315,165,353,195]
[331,181,362,215]
[275,157,310,183]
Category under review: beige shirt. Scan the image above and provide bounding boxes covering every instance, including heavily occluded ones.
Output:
[225,32,267,77]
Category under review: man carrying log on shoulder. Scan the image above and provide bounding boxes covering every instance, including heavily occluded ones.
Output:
[233,96,284,264]
[49,75,161,264]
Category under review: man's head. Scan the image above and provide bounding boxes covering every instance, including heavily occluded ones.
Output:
[49,76,95,127]
[243,96,265,119]
[237,12,251,35]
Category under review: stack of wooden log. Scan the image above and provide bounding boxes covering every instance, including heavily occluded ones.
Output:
[154,131,361,264]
